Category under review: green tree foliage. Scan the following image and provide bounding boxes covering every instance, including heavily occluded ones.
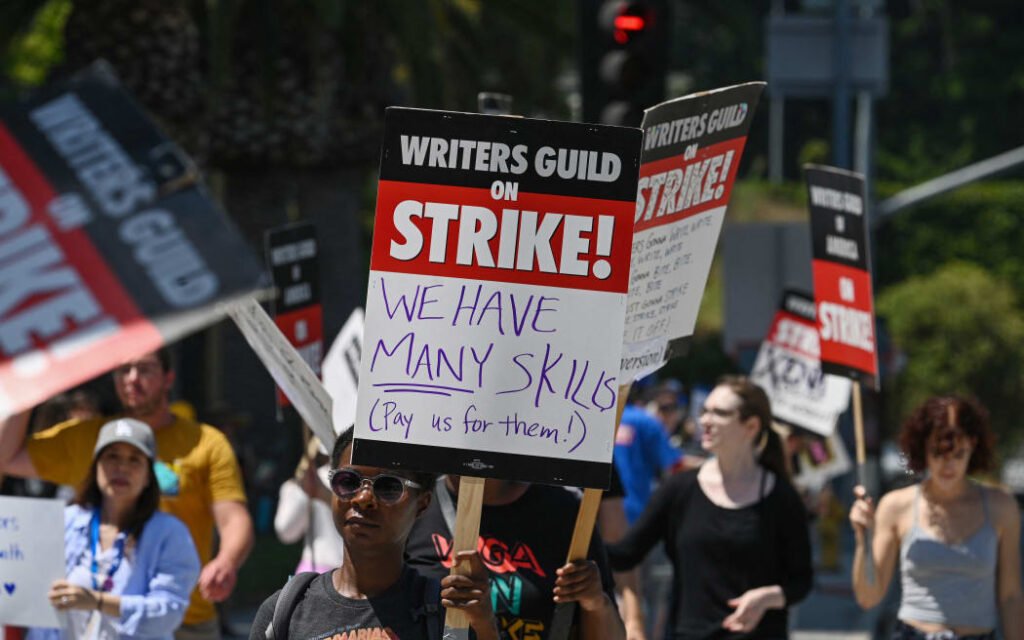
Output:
[875,181,1024,303]
[875,1,1024,183]
[877,262,1024,449]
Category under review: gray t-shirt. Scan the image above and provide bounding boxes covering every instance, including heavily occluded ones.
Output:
[251,568,440,640]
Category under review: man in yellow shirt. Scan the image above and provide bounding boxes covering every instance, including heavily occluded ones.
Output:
[0,348,253,640]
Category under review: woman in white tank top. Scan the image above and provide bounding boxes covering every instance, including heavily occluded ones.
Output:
[849,396,1022,640]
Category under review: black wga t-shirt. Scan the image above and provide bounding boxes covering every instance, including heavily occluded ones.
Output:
[405,483,616,640]
[250,568,440,640]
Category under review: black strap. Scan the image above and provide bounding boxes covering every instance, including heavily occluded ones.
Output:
[266,571,319,640]
[410,572,443,640]
[435,476,457,536]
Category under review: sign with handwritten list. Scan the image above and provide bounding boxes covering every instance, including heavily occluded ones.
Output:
[353,108,642,488]
[0,496,64,627]
[619,82,765,381]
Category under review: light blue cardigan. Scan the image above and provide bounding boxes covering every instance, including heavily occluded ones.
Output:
[29,504,200,640]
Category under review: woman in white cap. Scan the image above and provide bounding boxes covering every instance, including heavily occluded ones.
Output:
[27,418,201,640]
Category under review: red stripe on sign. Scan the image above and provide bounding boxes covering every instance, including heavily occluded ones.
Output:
[272,304,324,407]
[371,182,634,294]
[811,259,878,379]
[767,309,820,361]
[0,123,163,413]
[634,138,747,233]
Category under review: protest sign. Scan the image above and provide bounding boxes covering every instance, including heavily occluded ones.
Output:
[265,222,323,410]
[792,431,852,493]
[229,298,336,450]
[620,82,765,381]
[323,307,364,435]
[806,165,878,390]
[0,62,266,417]
[352,107,641,488]
[806,165,878,581]
[0,496,64,627]
[749,290,850,437]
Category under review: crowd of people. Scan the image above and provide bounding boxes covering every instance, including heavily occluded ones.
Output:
[0,349,1020,640]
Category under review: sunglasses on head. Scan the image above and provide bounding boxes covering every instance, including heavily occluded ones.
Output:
[327,469,422,504]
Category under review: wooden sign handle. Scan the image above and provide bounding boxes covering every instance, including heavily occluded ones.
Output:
[851,381,874,585]
[443,475,486,631]
[549,385,631,639]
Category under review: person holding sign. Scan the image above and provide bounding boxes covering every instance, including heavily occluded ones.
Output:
[607,376,813,638]
[27,418,200,640]
[252,429,498,640]
[849,396,1023,640]
[405,477,625,640]
[0,349,253,640]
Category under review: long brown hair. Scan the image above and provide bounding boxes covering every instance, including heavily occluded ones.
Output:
[72,450,161,540]
[716,375,789,479]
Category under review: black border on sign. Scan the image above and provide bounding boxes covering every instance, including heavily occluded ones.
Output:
[821,361,876,390]
[352,439,613,489]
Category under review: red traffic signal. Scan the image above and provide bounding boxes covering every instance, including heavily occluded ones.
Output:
[612,4,650,43]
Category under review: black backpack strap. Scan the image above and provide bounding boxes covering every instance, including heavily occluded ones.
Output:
[266,571,319,640]
[435,476,457,536]
[409,572,444,640]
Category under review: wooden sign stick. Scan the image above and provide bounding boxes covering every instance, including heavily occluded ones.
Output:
[548,385,632,639]
[442,475,486,639]
[852,381,874,584]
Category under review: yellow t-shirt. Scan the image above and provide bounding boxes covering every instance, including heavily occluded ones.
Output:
[27,415,247,625]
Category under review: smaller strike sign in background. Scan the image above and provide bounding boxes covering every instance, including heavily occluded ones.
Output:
[354,107,641,489]
[265,221,323,410]
[748,290,850,437]
[806,165,879,390]
[620,82,765,382]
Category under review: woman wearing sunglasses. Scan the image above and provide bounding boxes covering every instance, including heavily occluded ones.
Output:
[28,418,200,640]
[252,429,498,640]
[607,376,813,639]
[850,396,1022,640]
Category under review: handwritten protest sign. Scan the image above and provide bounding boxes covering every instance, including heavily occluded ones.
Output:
[0,62,266,417]
[749,290,850,437]
[323,307,364,435]
[0,496,64,627]
[352,107,641,488]
[806,165,878,390]
[229,299,336,450]
[620,82,765,381]
[265,222,323,410]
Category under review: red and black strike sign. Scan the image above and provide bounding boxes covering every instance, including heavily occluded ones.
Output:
[265,221,323,409]
[0,63,266,416]
[806,165,879,390]
[370,108,639,295]
[354,107,641,488]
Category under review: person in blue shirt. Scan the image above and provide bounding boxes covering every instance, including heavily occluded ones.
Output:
[28,418,200,640]
[615,386,684,524]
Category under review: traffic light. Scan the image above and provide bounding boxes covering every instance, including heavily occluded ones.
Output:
[579,0,669,127]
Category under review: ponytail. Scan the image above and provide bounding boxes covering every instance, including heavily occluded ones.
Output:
[757,426,789,479]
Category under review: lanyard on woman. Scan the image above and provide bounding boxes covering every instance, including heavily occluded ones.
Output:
[90,509,127,592]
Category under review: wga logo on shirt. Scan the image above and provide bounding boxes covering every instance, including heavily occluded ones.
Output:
[431,534,546,577]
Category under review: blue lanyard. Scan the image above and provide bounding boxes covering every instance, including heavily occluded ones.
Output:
[89,509,127,592]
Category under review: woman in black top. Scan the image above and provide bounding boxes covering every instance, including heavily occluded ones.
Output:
[608,376,813,639]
